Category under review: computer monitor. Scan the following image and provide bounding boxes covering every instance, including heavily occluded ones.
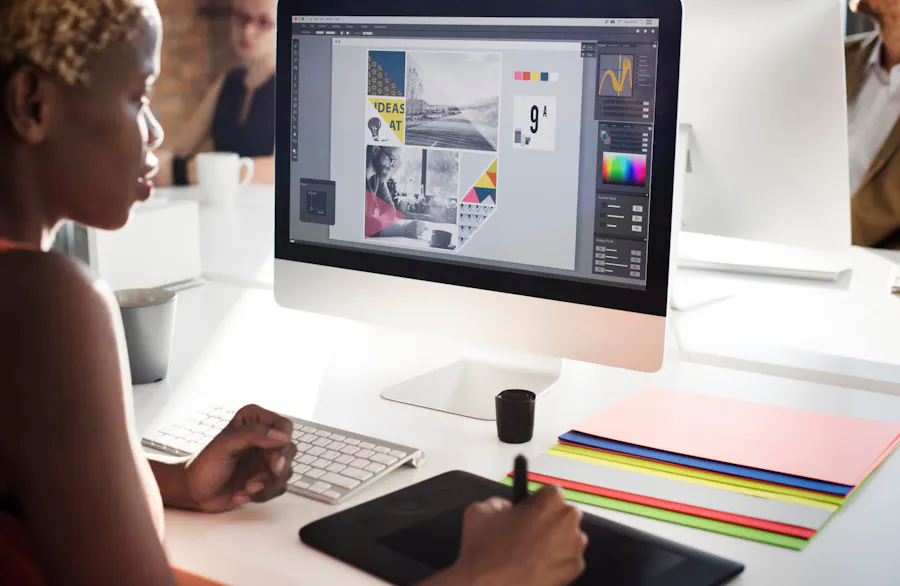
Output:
[677,0,850,251]
[275,0,683,420]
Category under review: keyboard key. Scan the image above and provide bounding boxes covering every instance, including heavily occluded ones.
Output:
[309,483,330,494]
[212,420,228,431]
[297,443,312,453]
[301,426,317,433]
[327,441,346,451]
[326,463,346,474]
[168,428,189,440]
[324,490,341,500]
[172,420,195,431]
[291,431,304,441]
[357,449,375,459]
[336,454,355,465]
[330,434,346,442]
[365,463,386,474]
[374,446,391,454]
[350,458,369,469]
[344,438,360,446]
[292,481,311,490]
[340,445,360,456]
[306,469,325,479]
[298,454,316,465]
[389,450,407,459]
[294,464,311,475]
[315,430,331,437]
[301,433,317,443]
[313,437,331,448]
[360,442,375,449]
[312,458,331,469]
[196,424,212,434]
[307,447,326,457]
[371,454,398,466]
[322,451,340,461]
[342,467,374,482]
[321,473,360,489]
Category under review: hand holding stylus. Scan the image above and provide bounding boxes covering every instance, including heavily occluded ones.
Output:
[424,456,588,586]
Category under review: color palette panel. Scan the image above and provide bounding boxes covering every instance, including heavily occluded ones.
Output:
[514,71,559,82]
[601,152,647,187]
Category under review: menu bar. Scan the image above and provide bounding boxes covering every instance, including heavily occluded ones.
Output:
[292,16,659,27]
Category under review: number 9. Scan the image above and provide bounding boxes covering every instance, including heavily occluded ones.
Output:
[531,105,539,134]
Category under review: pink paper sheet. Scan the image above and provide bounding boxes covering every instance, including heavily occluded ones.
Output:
[572,388,900,487]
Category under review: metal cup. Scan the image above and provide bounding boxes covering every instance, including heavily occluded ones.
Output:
[115,288,177,385]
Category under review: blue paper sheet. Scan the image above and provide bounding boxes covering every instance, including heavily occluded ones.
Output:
[559,431,852,496]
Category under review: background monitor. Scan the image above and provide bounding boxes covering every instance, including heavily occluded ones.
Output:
[677,0,850,251]
[274,0,683,419]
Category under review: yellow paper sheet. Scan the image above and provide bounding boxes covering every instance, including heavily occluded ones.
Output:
[550,444,842,511]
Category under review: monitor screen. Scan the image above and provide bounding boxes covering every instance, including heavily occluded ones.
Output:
[288,16,661,290]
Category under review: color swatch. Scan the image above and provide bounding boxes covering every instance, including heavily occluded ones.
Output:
[530,388,900,550]
[601,152,647,187]
[514,71,558,82]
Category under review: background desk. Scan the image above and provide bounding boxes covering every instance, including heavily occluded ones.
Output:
[674,247,900,395]
[158,184,900,396]
[157,186,275,290]
[141,281,900,585]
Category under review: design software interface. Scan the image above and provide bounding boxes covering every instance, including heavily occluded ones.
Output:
[289,16,661,288]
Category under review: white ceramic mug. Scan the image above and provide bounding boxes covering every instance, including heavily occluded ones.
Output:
[196,152,255,203]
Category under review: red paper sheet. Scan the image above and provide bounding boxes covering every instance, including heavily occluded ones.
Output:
[525,472,816,539]
[572,388,900,487]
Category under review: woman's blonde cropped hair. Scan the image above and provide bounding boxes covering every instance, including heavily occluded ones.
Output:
[0,0,146,84]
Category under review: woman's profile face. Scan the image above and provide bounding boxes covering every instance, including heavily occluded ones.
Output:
[41,2,164,230]
[231,0,277,63]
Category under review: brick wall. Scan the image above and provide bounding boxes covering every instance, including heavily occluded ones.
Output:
[154,0,236,142]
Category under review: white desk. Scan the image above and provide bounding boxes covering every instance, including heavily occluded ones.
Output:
[140,281,900,585]
[673,247,900,395]
[156,184,900,395]
[156,186,275,290]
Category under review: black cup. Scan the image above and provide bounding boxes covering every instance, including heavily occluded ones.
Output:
[430,229,453,249]
[496,389,536,444]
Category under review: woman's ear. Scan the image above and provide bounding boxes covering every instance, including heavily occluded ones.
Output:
[3,65,55,145]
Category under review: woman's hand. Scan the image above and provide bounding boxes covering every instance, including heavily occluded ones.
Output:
[438,486,588,586]
[182,404,297,513]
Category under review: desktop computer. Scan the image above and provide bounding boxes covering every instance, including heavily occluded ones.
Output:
[676,0,851,275]
[274,1,683,421]
[146,0,684,508]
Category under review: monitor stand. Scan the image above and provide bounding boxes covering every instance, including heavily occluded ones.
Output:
[380,353,562,421]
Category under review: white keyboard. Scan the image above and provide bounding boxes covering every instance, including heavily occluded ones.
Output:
[142,405,424,504]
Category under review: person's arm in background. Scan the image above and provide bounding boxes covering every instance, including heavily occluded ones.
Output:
[249,152,274,184]
[155,74,226,186]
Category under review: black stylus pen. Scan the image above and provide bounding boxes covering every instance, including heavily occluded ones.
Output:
[513,455,528,504]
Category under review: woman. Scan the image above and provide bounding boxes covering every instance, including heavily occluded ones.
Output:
[0,2,588,585]
[155,0,277,186]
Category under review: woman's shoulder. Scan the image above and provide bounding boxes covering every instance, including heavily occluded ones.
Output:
[0,250,109,330]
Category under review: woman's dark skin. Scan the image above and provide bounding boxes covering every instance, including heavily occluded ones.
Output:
[0,2,587,585]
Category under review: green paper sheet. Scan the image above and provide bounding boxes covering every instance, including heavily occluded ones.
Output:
[500,477,809,551]
[553,443,845,507]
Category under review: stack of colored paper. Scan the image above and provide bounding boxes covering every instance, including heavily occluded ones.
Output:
[504,388,900,550]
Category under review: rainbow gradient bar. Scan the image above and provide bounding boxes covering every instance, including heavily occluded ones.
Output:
[601,152,647,187]
[514,71,559,82]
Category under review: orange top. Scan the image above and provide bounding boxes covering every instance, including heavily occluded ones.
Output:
[0,238,46,585]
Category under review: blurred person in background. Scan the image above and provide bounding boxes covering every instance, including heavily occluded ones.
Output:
[156,0,276,186]
[846,0,900,248]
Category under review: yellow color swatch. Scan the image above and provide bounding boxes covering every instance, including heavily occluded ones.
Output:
[549,445,842,511]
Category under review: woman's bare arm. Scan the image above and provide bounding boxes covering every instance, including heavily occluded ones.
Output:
[0,252,176,586]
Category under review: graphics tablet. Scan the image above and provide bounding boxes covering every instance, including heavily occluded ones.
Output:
[300,471,745,586]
